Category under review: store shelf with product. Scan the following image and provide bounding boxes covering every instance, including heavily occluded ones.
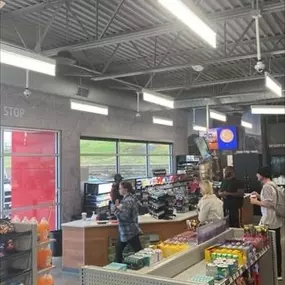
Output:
[80,225,277,285]
[0,221,36,285]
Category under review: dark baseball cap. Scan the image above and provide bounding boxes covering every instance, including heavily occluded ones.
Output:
[114,174,123,181]
[257,166,272,179]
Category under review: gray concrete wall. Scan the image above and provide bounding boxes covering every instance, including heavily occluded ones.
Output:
[0,83,188,222]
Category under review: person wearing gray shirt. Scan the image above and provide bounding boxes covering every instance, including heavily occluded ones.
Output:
[250,166,282,280]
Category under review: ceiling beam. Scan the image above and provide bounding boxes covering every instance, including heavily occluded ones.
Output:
[153,73,285,92]
[98,34,285,69]
[174,88,285,109]
[42,2,285,56]
[90,49,285,82]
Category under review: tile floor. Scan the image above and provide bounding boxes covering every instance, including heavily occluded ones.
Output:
[53,228,285,285]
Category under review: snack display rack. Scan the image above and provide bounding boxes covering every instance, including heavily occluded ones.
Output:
[80,228,277,285]
[0,223,36,285]
[0,222,56,285]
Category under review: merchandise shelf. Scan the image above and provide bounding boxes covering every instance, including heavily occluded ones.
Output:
[81,228,278,285]
[37,238,56,247]
[0,223,36,285]
[37,265,56,275]
[0,249,32,261]
[174,246,269,285]
[0,230,32,242]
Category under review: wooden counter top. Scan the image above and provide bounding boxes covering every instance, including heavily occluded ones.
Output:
[62,211,198,228]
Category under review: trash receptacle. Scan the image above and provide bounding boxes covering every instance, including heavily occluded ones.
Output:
[50,230,62,257]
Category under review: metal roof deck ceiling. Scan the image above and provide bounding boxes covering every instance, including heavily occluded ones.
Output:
[0,0,284,110]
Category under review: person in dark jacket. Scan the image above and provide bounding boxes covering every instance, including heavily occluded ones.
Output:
[219,166,244,228]
[110,174,123,205]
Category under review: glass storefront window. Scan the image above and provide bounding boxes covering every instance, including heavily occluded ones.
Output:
[0,128,60,230]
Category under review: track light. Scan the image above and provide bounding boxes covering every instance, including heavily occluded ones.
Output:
[158,0,216,48]
[251,105,285,115]
[0,42,56,76]
[70,100,108,116]
[153,116,173,126]
[209,110,227,122]
[142,89,174,108]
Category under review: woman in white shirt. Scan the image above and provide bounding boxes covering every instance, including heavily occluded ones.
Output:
[198,180,224,223]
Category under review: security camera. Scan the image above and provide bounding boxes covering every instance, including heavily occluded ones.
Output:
[254,60,266,74]
[23,88,32,98]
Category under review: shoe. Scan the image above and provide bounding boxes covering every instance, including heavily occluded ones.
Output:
[278,277,283,281]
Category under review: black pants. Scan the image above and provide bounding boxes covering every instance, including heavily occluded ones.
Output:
[225,206,242,228]
[115,234,142,263]
[270,227,282,277]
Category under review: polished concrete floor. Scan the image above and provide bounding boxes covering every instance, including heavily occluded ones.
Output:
[53,227,285,285]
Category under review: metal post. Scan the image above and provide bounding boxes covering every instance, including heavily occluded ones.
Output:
[206,103,210,129]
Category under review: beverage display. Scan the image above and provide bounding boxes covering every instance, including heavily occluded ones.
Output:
[38,218,50,242]
[37,273,54,285]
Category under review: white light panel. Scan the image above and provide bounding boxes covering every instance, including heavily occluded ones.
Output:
[70,100,108,116]
[158,0,216,48]
[153,116,173,126]
[0,42,56,76]
[142,89,174,109]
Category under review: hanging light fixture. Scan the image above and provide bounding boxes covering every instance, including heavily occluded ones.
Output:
[209,110,227,122]
[251,105,285,115]
[142,89,174,108]
[70,99,108,116]
[193,125,207,132]
[153,116,173,126]
[158,0,216,48]
[241,120,253,129]
[0,42,56,76]
[265,72,283,97]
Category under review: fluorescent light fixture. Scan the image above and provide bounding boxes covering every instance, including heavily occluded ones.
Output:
[193,125,207,132]
[209,110,227,122]
[241,120,253,129]
[251,105,285,115]
[142,89,174,108]
[265,72,282,97]
[158,0,216,48]
[153,116,173,126]
[70,100,108,116]
[0,42,56,76]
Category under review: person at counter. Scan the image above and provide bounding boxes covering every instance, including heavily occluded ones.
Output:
[250,166,282,280]
[198,180,224,224]
[110,174,124,205]
[219,166,244,228]
[113,181,142,263]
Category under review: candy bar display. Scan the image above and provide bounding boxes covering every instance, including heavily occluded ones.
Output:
[189,226,270,285]
[136,174,191,218]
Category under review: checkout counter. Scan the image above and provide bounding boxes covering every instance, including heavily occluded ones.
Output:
[61,211,197,271]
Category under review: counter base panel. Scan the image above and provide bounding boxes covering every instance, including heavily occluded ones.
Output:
[62,215,195,269]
